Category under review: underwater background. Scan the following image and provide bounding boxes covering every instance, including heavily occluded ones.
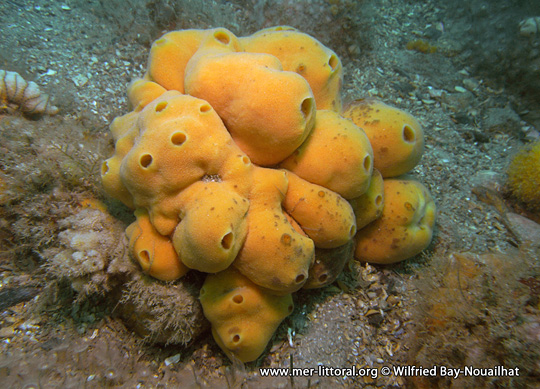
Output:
[1,0,540,387]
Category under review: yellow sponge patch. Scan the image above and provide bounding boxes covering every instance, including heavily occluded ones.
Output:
[147,29,206,93]
[283,171,357,249]
[200,267,293,363]
[241,26,343,111]
[101,111,139,208]
[184,52,316,165]
[343,99,424,178]
[146,28,242,93]
[280,110,373,199]
[119,92,240,234]
[349,169,385,230]
[172,181,249,273]
[127,79,167,111]
[126,208,189,281]
[109,110,139,141]
[195,27,243,53]
[355,179,436,264]
[234,167,315,294]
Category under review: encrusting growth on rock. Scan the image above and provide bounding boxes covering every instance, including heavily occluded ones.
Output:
[507,140,540,212]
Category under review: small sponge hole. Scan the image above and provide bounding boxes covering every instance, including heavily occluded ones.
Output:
[403,125,416,143]
[375,195,383,207]
[171,132,187,146]
[155,101,168,112]
[232,334,241,343]
[200,104,211,113]
[319,273,328,283]
[232,294,243,304]
[328,54,339,71]
[221,232,233,250]
[214,31,230,45]
[295,274,305,283]
[363,155,372,172]
[138,250,150,265]
[101,161,109,175]
[301,97,314,122]
[140,154,153,168]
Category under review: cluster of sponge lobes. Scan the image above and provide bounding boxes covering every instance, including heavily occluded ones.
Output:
[101,26,436,362]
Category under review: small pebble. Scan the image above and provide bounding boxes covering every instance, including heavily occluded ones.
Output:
[164,353,181,366]
[463,78,480,91]
[72,74,89,87]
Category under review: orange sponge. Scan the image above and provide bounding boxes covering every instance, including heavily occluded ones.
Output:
[234,167,315,294]
[184,51,316,166]
[171,181,249,273]
[343,99,424,177]
[101,111,139,209]
[280,109,373,199]
[348,169,385,230]
[117,92,243,235]
[101,26,438,364]
[241,26,343,111]
[127,79,167,112]
[146,27,242,93]
[355,178,436,264]
[283,171,357,249]
[146,29,206,93]
[200,266,294,362]
[126,208,188,281]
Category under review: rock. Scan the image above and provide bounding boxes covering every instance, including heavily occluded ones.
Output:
[482,106,522,137]
[506,212,540,247]
[519,17,540,38]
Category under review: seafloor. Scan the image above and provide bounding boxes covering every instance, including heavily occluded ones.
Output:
[1,0,540,388]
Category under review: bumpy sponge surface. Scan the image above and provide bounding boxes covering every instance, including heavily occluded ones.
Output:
[200,267,294,362]
[280,109,373,199]
[240,26,343,112]
[355,179,436,264]
[102,26,436,363]
[185,51,316,165]
[126,208,188,281]
[343,99,424,178]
